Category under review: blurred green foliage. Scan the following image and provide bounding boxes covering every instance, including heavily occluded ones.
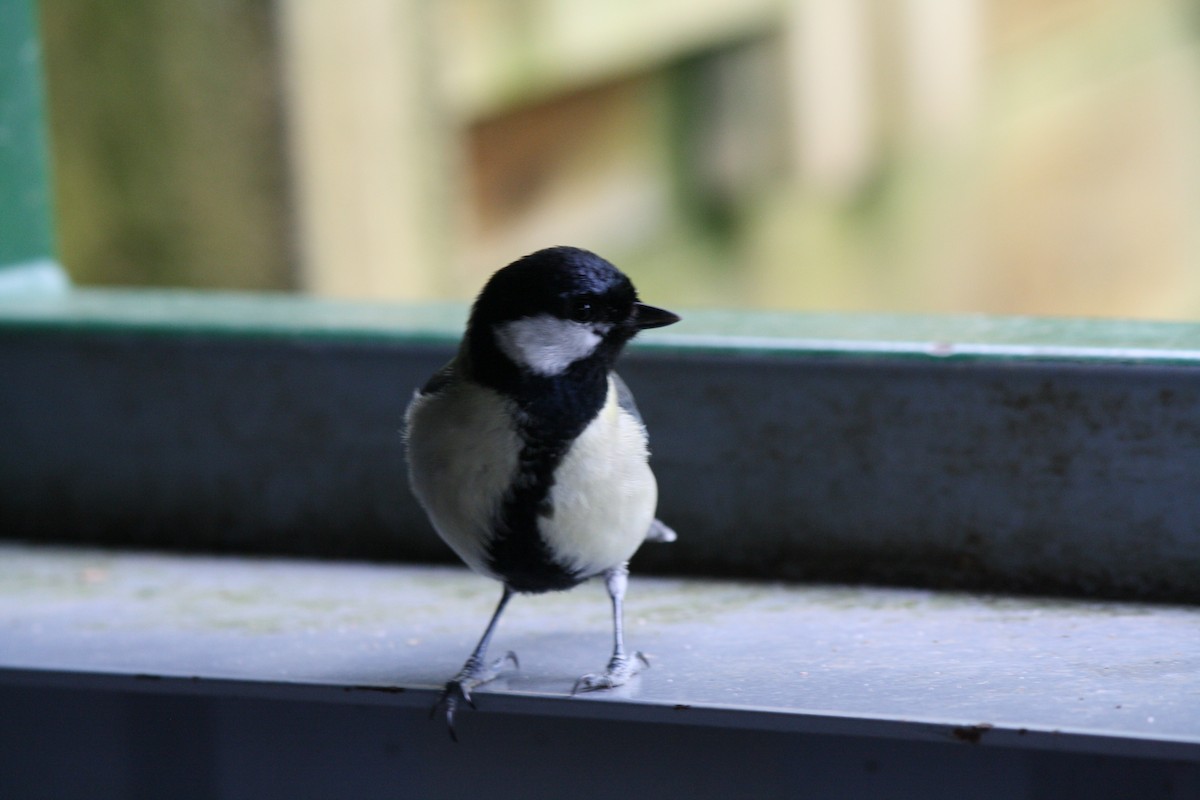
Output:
[39,0,293,289]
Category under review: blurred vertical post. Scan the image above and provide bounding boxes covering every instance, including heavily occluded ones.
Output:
[783,0,875,195]
[278,0,449,299]
[897,0,981,148]
[0,0,67,292]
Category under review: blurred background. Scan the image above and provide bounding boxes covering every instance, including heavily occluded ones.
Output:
[37,0,1200,318]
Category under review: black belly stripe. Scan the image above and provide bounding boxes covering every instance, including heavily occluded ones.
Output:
[485,361,610,593]
[486,432,581,593]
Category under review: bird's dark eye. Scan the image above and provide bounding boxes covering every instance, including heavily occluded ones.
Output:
[566,297,597,323]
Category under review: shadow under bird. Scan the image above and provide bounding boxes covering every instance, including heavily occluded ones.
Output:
[405,246,680,740]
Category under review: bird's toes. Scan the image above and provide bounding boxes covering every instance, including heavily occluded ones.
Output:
[431,654,521,741]
[492,650,520,672]
[571,651,650,695]
[571,672,614,694]
[430,681,468,742]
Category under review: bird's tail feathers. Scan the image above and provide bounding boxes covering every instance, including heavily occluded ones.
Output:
[645,518,677,543]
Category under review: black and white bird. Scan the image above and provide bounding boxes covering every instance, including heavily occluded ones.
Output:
[404,246,679,739]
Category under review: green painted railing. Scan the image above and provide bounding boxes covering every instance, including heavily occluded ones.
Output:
[3,288,1200,365]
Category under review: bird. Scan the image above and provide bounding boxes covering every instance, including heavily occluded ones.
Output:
[404,245,680,740]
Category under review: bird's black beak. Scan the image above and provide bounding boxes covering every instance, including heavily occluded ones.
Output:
[632,302,681,330]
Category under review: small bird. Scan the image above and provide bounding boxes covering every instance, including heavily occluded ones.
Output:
[405,246,680,739]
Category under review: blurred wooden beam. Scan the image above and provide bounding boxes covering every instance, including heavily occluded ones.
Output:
[784,0,875,194]
[277,0,450,299]
[438,0,783,120]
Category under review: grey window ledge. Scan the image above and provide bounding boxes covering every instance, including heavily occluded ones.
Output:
[2,543,1197,760]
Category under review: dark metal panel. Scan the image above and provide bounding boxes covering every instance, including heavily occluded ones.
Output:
[1,327,1198,599]
[624,354,1200,599]
[0,332,445,559]
[1,680,1196,800]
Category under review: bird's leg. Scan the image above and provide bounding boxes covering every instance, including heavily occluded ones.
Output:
[432,585,519,741]
[572,563,649,694]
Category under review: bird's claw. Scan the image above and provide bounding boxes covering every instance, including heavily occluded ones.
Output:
[497,650,520,671]
[572,651,650,695]
[431,650,520,742]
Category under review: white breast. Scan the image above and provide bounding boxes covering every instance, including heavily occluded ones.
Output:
[538,377,658,578]
[404,377,519,580]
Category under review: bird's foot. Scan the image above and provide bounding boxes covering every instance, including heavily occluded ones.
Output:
[572,651,650,695]
[431,651,519,742]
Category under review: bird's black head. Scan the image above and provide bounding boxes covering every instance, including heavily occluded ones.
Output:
[465,247,679,390]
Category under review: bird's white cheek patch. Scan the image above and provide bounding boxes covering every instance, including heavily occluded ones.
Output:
[494,315,603,376]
